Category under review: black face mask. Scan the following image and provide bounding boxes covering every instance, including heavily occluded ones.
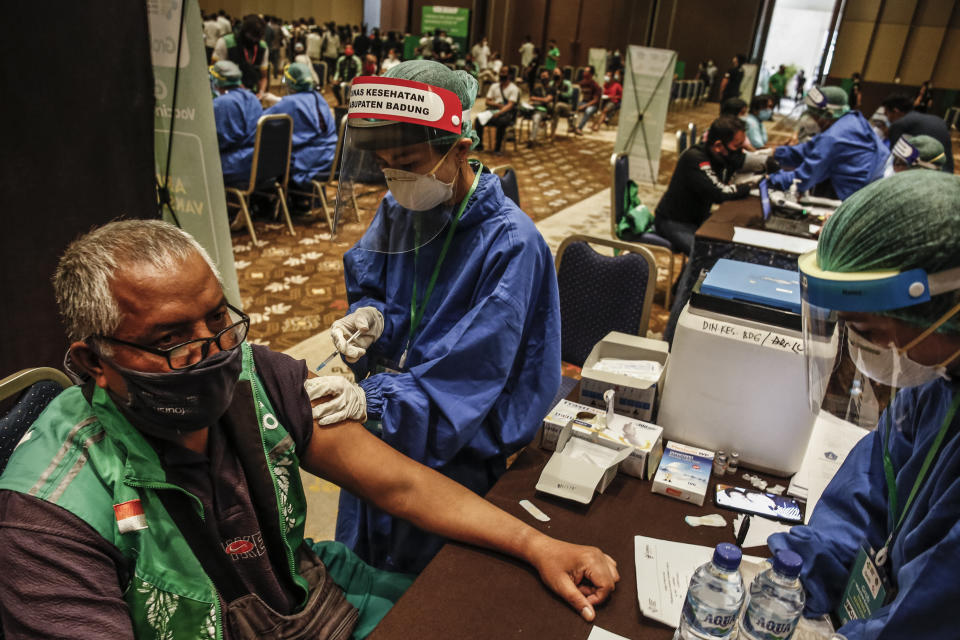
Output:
[102,347,243,440]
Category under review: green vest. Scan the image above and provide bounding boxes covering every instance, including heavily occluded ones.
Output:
[0,343,309,640]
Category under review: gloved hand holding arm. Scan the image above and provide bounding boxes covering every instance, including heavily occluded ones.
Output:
[304,376,367,425]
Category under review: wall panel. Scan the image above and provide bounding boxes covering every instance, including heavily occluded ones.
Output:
[932,28,960,88]
[863,23,909,82]
[898,25,945,85]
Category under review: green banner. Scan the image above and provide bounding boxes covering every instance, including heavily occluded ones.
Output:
[148,0,240,306]
[421,6,470,54]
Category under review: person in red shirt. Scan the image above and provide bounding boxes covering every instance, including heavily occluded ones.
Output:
[592,71,622,130]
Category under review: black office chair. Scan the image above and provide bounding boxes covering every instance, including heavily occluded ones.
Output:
[225,114,296,245]
[491,165,520,207]
[610,152,682,309]
[0,367,72,473]
[555,234,657,368]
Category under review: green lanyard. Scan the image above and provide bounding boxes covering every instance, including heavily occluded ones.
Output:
[877,388,960,565]
[401,164,483,368]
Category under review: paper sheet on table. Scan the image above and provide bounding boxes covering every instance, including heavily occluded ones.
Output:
[732,514,792,549]
[588,358,663,381]
[587,626,632,640]
[476,110,494,126]
[731,226,818,254]
[634,536,765,628]
[796,411,871,523]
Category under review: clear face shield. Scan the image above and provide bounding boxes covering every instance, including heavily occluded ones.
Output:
[333,76,467,253]
[799,251,960,427]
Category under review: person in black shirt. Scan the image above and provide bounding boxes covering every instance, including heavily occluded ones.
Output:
[719,54,745,107]
[882,93,954,173]
[654,116,751,254]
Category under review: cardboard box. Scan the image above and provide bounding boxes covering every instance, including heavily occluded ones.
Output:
[651,441,715,506]
[540,399,664,480]
[579,332,669,422]
[536,421,632,504]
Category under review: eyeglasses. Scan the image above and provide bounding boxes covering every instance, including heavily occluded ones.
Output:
[94,303,250,370]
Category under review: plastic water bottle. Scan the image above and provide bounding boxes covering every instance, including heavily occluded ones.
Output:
[674,543,745,640]
[739,550,806,640]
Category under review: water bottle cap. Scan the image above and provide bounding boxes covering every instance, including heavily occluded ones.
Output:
[773,549,803,577]
[713,542,742,571]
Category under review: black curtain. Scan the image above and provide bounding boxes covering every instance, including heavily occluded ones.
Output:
[0,3,157,375]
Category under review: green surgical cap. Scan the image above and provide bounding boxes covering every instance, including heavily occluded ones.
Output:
[210,60,242,88]
[385,60,480,149]
[284,62,315,92]
[898,134,946,168]
[818,171,960,332]
[806,85,850,119]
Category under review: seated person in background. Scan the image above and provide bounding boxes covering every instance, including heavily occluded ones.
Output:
[0,219,618,639]
[527,67,555,147]
[572,66,601,135]
[769,86,889,200]
[744,94,773,149]
[592,70,622,130]
[720,97,756,151]
[210,61,262,187]
[474,66,519,153]
[333,44,362,105]
[362,53,378,77]
[264,63,338,196]
[380,48,401,75]
[477,51,502,86]
[891,134,946,173]
[551,67,574,133]
[654,115,751,254]
[769,170,960,639]
[882,93,954,173]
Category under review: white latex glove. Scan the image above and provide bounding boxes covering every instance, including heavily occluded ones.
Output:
[330,306,384,363]
[304,376,367,425]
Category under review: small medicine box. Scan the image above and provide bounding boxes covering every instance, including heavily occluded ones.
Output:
[651,441,714,506]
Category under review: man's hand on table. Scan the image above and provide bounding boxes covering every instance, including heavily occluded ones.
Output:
[526,535,620,622]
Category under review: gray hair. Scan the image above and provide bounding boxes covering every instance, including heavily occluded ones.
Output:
[53,219,222,343]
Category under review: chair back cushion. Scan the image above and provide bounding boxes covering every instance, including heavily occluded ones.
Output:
[557,242,651,367]
[254,116,293,188]
[0,381,63,473]
[498,168,520,207]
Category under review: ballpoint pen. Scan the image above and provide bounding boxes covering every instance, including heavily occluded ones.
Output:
[315,329,362,372]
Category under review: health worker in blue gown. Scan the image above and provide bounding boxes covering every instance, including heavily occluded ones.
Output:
[264,63,338,189]
[769,170,960,638]
[769,86,889,200]
[210,60,262,187]
[308,61,561,573]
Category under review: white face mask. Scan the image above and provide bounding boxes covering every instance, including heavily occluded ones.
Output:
[846,326,948,388]
[382,145,459,212]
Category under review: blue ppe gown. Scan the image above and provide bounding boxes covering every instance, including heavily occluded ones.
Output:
[769,111,889,200]
[768,378,960,639]
[335,170,562,573]
[264,91,337,188]
[213,88,262,187]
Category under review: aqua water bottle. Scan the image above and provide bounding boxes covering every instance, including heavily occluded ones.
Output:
[739,550,806,640]
[674,543,745,639]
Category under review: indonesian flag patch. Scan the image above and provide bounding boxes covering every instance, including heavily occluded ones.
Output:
[114,499,148,533]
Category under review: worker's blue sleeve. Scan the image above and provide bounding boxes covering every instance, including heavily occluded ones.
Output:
[769,135,831,193]
[769,379,960,639]
[264,91,337,187]
[773,138,814,169]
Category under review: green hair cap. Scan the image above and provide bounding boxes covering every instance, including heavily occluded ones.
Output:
[210,60,242,88]
[284,63,315,92]
[894,134,946,169]
[817,171,960,332]
[385,60,480,149]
